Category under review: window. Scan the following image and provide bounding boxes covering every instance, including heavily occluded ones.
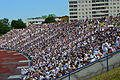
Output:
[92,11,109,14]
[69,5,77,7]
[92,0,108,2]
[106,7,109,9]
[92,3,108,6]
[70,12,77,15]
[70,16,78,18]
[92,7,106,10]
[113,3,116,5]
[92,14,109,17]
[69,1,77,4]
[69,9,77,11]
[92,0,95,2]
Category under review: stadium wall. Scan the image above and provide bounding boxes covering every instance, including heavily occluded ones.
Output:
[57,50,120,80]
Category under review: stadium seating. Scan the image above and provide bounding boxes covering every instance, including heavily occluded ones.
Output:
[0,16,120,80]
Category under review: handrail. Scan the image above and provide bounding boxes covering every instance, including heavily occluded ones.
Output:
[0,47,120,80]
[0,47,33,67]
[55,49,120,80]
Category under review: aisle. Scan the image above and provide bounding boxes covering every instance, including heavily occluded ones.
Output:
[0,49,29,80]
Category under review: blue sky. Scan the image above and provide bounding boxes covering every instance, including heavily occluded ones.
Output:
[0,0,68,21]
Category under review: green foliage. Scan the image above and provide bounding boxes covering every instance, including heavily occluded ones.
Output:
[0,18,26,35]
[0,18,12,34]
[48,14,57,17]
[0,34,3,36]
[11,19,27,29]
[43,14,57,23]
[41,15,48,19]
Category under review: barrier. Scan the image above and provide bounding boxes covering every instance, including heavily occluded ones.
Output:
[0,47,120,80]
[55,49,120,80]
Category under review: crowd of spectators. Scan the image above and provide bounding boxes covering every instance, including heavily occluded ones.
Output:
[0,16,120,80]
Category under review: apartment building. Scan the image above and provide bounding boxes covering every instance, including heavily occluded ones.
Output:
[69,0,120,22]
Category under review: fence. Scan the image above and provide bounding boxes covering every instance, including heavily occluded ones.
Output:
[0,47,33,67]
[55,50,120,80]
[0,47,120,80]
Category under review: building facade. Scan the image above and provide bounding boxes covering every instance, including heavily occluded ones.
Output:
[26,16,69,26]
[26,17,45,26]
[69,0,120,22]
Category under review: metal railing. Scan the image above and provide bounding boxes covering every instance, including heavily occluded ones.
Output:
[55,49,120,80]
[0,47,120,80]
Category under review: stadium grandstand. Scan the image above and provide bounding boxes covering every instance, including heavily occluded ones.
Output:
[0,16,120,80]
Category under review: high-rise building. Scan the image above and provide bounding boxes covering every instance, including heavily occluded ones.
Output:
[69,0,120,22]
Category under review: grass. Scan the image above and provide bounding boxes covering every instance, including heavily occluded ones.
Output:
[89,67,120,80]
[116,26,120,28]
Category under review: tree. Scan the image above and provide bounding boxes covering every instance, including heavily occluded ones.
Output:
[0,18,11,34]
[41,15,48,19]
[11,19,27,29]
[43,14,56,23]
[48,14,57,17]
